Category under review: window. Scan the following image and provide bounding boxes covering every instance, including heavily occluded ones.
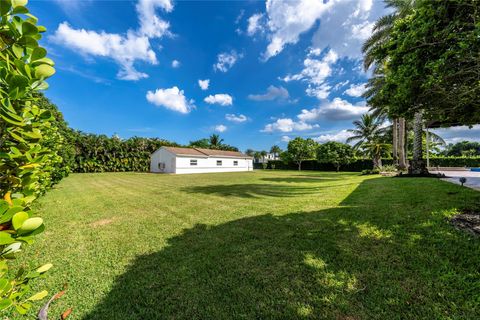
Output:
[158,162,165,170]
[190,159,197,166]
[217,160,222,166]
[233,161,238,166]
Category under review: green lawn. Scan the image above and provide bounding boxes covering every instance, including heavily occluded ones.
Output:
[14,171,480,319]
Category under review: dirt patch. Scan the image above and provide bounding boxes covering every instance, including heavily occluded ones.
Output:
[90,218,116,228]
[450,209,480,236]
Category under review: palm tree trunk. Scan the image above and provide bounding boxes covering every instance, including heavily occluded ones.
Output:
[392,118,398,165]
[408,111,428,175]
[398,118,407,170]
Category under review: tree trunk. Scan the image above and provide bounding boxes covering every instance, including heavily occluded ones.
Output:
[298,161,301,171]
[336,164,340,172]
[398,117,407,170]
[408,111,429,175]
[392,118,398,165]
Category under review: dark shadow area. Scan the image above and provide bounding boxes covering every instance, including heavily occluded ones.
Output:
[260,177,342,183]
[180,183,329,198]
[83,178,480,319]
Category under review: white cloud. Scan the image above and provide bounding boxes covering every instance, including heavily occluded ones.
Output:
[282,49,338,99]
[297,98,369,122]
[136,0,173,38]
[262,0,335,60]
[262,118,317,133]
[281,135,291,142]
[198,79,210,90]
[344,83,367,97]
[213,50,242,72]
[50,0,173,80]
[226,114,248,123]
[311,0,386,59]
[204,94,233,106]
[248,85,289,101]
[146,86,194,114]
[214,124,227,133]
[171,59,180,68]
[432,125,480,144]
[247,13,264,36]
[313,130,354,143]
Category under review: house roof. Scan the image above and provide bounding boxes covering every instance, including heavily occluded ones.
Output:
[162,146,252,159]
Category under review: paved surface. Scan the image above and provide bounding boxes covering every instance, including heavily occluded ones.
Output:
[430,170,480,191]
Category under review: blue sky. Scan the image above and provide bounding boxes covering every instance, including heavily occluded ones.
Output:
[34,0,479,151]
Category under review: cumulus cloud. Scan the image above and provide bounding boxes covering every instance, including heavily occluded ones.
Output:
[136,0,173,38]
[50,0,173,80]
[282,49,338,99]
[198,79,210,90]
[313,130,354,143]
[281,135,291,142]
[262,0,335,60]
[311,0,385,59]
[214,124,227,133]
[247,13,265,36]
[431,125,480,144]
[297,98,369,122]
[257,0,386,61]
[171,59,180,68]
[213,50,242,72]
[344,83,367,97]
[226,114,248,123]
[146,86,194,114]
[204,94,233,106]
[248,85,289,101]
[262,118,317,133]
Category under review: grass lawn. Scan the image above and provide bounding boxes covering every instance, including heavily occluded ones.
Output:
[13,171,480,319]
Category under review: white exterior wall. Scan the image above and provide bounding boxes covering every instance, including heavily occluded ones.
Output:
[150,148,253,174]
[175,156,253,174]
[150,148,178,173]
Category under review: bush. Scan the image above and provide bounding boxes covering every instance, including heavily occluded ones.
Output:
[0,1,56,315]
[262,163,268,170]
[380,164,398,172]
[361,169,381,175]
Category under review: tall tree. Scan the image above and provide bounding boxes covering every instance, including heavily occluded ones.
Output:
[286,137,318,171]
[270,145,282,158]
[208,134,224,149]
[362,0,416,171]
[317,142,354,172]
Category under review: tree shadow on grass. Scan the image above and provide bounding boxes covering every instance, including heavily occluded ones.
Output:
[260,177,342,183]
[181,183,329,198]
[83,178,480,319]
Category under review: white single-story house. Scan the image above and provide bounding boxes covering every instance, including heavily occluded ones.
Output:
[150,146,254,174]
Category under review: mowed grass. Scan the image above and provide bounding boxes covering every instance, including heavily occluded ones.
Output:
[13,171,480,319]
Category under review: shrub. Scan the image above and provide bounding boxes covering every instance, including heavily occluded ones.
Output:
[0,1,57,315]
[262,162,268,170]
[380,164,397,172]
[361,169,381,175]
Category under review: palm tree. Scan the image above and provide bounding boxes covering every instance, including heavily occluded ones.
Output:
[260,150,268,163]
[253,151,262,163]
[347,114,389,168]
[347,114,387,149]
[363,142,392,169]
[209,134,224,149]
[362,0,416,171]
[245,149,255,157]
[270,145,281,158]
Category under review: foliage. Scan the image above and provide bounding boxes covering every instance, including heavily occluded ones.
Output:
[268,156,480,171]
[189,134,238,151]
[361,168,381,175]
[316,141,355,172]
[380,164,398,172]
[442,141,480,157]
[285,137,317,171]
[261,162,267,170]
[0,0,57,315]
[347,114,387,149]
[378,0,480,124]
[68,132,178,173]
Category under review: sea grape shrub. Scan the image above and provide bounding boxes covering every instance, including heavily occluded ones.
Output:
[0,0,56,315]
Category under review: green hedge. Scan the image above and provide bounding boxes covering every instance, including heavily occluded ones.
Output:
[262,156,480,172]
